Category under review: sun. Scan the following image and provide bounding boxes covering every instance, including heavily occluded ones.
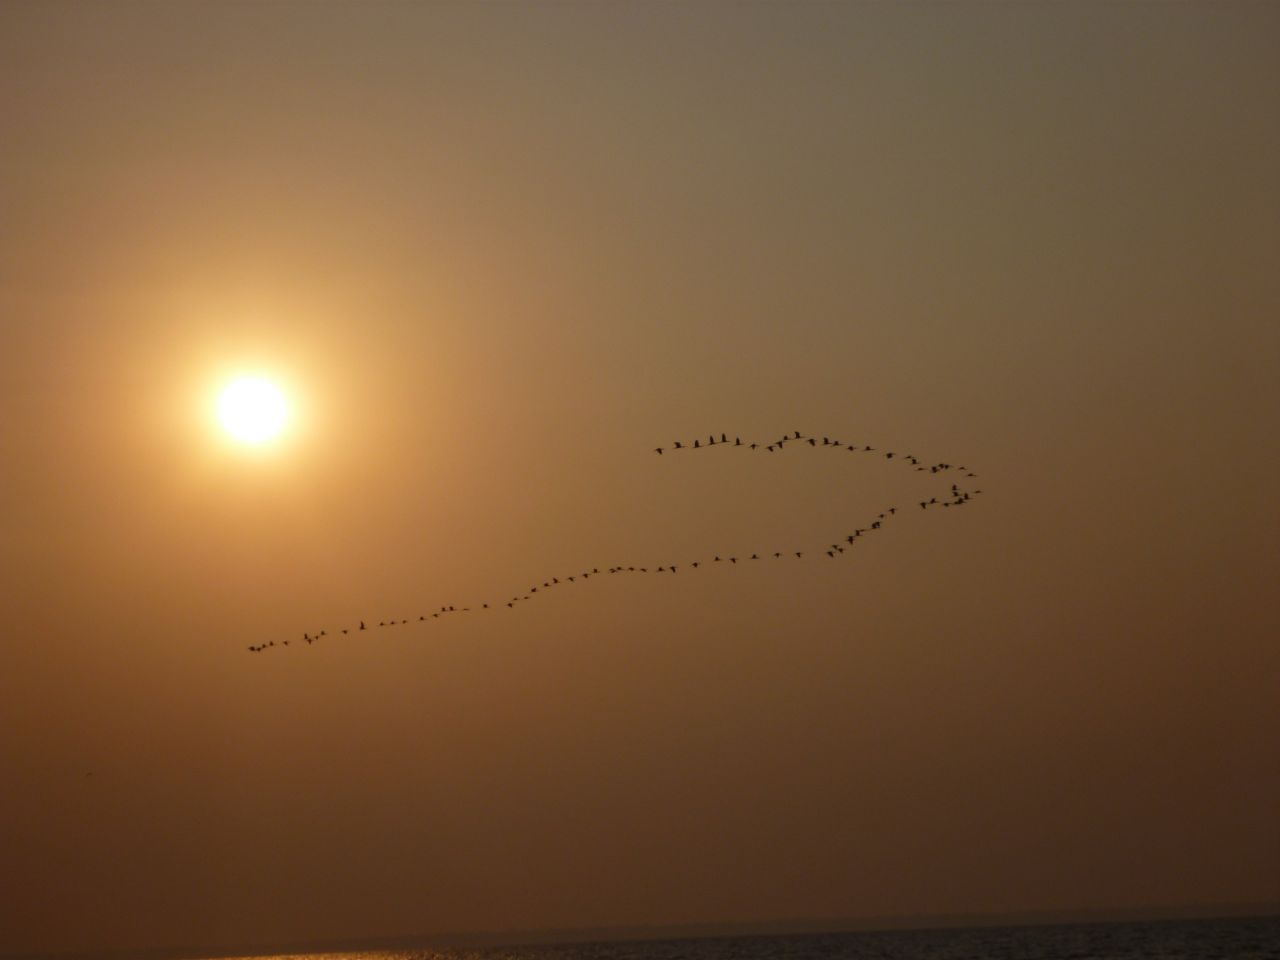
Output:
[217,376,288,444]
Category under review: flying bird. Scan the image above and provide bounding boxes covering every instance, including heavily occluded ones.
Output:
[262,427,983,655]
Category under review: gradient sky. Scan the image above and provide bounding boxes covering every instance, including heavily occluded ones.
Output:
[2,2,1278,956]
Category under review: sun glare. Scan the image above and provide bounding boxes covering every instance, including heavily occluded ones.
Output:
[218,376,288,444]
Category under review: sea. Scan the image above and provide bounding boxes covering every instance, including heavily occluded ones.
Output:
[212,916,1280,960]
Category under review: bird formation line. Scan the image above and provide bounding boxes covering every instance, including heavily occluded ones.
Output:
[248,429,982,653]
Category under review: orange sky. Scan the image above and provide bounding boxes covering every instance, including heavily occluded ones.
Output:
[1,2,1278,956]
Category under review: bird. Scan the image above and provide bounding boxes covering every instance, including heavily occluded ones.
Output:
[272,429,983,654]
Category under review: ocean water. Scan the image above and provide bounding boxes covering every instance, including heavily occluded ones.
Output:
[219,916,1280,960]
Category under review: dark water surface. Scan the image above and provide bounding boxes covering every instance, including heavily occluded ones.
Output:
[217,916,1280,960]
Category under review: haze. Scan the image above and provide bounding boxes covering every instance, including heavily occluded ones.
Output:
[1,2,1277,956]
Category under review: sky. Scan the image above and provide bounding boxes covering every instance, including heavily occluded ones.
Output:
[1,1,1278,956]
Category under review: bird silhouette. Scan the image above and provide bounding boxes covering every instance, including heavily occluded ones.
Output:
[259,427,983,654]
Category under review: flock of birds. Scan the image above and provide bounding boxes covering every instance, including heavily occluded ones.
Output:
[247,429,982,654]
